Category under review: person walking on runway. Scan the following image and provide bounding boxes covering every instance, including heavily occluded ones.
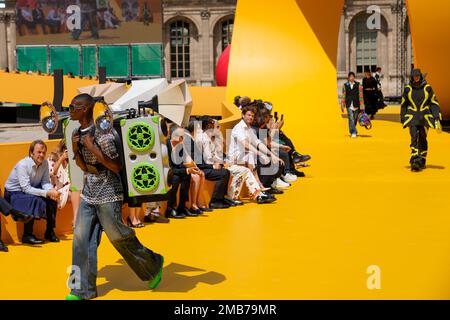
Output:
[66,94,164,300]
[341,72,365,138]
[400,69,442,172]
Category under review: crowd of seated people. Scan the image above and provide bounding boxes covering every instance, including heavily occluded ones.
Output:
[15,0,122,36]
[0,97,311,252]
[162,96,311,218]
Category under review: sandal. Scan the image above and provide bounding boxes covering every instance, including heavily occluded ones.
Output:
[127,217,145,228]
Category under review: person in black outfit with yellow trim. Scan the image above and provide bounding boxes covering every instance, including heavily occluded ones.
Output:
[400,69,442,172]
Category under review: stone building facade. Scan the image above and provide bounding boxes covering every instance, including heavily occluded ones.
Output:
[162,0,236,86]
[163,0,412,94]
[2,0,412,95]
[0,1,17,71]
[337,0,413,97]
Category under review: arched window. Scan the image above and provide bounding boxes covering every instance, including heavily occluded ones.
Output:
[355,15,378,73]
[221,18,234,51]
[170,20,190,78]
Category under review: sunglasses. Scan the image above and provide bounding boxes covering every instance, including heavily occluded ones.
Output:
[69,104,84,112]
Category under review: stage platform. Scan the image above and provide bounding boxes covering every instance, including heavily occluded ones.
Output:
[1,106,450,300]
[1,0,450,300]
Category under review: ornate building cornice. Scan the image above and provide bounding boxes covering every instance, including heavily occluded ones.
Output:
[200,10,211,20]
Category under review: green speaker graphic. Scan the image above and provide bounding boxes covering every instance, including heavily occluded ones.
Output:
[126,121,155,152]
[131,162,160,193]
[121,116,170,199]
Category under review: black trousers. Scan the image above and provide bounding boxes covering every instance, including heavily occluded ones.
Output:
[409,126,428,162]
[168,174,191,210]
[202,168,230,203]
[279,131,298,171]
[279,131,295,152]
[364,93,379,116]
[278,149,291,175]
[257,160,284,188]
[23,198,57,237]
[0,196,14,240]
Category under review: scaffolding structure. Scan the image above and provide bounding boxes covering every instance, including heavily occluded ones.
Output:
[395,0,408,96]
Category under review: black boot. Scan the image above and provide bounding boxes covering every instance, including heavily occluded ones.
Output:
[419,157,427,169]
[0,240,8,252]
[410,157,422,172]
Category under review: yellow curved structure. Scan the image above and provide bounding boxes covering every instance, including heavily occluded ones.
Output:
[227,0,344,137]
[407,0,450,118]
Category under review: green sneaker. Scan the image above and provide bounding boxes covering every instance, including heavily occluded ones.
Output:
[65,294,83,300]
[149,256,164,290]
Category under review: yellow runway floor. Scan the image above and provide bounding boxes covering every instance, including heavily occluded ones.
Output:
[1,107,450,300]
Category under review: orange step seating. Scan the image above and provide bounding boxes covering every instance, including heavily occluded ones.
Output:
[0,87,242,244]
[0,141,223,244]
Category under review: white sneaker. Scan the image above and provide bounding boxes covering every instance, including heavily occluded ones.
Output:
[351,133,357,138]
[273,178,290,189]
[282,173,297,182]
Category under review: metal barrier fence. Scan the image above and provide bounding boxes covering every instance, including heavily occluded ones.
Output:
[16,43,163,79]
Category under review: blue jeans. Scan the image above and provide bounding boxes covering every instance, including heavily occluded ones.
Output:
[69,199,162,300]
[347,107,359,135]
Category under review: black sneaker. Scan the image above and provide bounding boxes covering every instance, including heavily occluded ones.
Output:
[209,201,231,209]
[22,235,44,245]
[153,215,170,223]
[256,193,276,204]
[223,197,243,206]
[44,231,60,243]
[267,187,284,195]
[166,207,186,219]
[222,198,237,207]
[0,240,8,252]
[293,152,311,163]
[291,169,306,177]
[179,208,198,217]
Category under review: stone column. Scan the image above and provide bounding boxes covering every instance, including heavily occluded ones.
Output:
[200,10,213,86]
[0,13,8,70]
[345,29,350,74]
[337,14,346,74]
[6,13,17,71]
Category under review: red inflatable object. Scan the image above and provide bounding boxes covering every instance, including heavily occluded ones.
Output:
[215,45,230,87]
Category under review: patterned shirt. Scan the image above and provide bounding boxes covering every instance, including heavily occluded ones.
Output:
[79,128,123,205]
[341,81,365,111]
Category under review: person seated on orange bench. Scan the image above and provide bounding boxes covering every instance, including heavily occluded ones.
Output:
[184,120,231,210]
[166,125,201,218]
[185,119,214,214]
[4,140,61,245]
[0,188,33,252]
